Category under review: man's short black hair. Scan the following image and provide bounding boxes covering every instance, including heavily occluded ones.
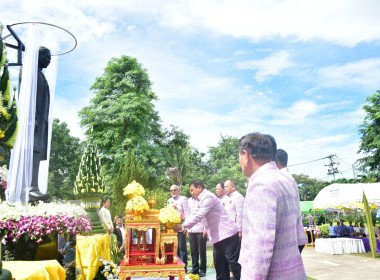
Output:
[189,179,205,189]
[216,182,224,188]
[238,132,274,161]
[276,149,288,167]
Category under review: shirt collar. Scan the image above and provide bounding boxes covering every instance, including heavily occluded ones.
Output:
[249,161,277,182]
[228,190,237,197]
[196,188,207,201]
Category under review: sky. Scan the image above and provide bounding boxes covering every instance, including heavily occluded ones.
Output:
[2,0,380,181]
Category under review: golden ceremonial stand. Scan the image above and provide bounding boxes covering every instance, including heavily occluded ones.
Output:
[119,199,185,280]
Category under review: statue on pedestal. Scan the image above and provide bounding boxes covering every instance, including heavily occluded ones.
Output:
[29,47,51,202]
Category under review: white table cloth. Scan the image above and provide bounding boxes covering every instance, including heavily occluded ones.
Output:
[315,238,366,255]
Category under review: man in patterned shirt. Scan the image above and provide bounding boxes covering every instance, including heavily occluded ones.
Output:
[176,179,241,280]
[276,148,308,253]
[238,133,307,280]
[188,194,208,277]
[224,179,244,239]
[168,184,189,272]
[215,182,228,203]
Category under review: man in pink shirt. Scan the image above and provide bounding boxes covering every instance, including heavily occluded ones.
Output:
[224,179,244,239]
[276,148,308,253]
[188,194,208,277]
[215,182,228,205]
[176,179,241,280]
[215,182,225,199]
[238,133,306,280]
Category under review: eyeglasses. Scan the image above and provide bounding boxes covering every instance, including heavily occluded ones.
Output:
[170,189,178,192]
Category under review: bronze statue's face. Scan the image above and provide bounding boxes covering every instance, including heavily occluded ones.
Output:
[38,48,51,69]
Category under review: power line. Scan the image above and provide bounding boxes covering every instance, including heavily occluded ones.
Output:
[290,154,357,180]
[288,156,330,167]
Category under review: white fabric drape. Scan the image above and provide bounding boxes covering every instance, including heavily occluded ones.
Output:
[38,56,58,194]
[315,238,366,255]
[6,24,40,202]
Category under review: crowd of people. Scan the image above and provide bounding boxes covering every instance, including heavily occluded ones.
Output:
[98,132,309,280]
[172,133,308,280]
[328,220,380,238]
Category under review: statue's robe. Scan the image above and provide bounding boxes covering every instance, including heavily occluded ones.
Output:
[34,69,50,160]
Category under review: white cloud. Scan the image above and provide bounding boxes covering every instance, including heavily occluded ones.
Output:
[270,100,321,125]
[317,57,380,89]
[146,0,380,47]
[237,51,294,82]
[3,0,380,48]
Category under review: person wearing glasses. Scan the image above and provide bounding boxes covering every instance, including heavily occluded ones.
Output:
[168,185,190,272]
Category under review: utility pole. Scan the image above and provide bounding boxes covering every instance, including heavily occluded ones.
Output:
[325,154,340,180]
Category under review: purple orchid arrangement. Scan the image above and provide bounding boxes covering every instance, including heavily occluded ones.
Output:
[0,201,93,244]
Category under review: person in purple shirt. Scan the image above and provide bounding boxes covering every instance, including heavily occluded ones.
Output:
[238,132,306,280]
[215,182,227,202]
[175,179,241,280]
[276,148,308,253]
[188,195,207,277]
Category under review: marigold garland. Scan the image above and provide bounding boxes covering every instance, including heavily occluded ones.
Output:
[158,205,181,224]
[125,195,149,212]
[123,180,145,197]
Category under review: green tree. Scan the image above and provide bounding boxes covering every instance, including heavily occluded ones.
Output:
[206,135,246,195]
[357,91,380,180]
[208,135,240,172]
[293,174,326,201]
[48,119,81,200]
[162,126,208,188]
[79,56,164,177]
[110,151,150,218]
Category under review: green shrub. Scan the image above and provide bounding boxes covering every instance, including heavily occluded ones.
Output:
[318,224,329,238]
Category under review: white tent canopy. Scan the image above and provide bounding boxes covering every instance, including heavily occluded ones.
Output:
[313,183,380,211]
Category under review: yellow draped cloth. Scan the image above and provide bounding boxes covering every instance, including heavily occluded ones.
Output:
[3,260,65,280]
[76,233,110,280]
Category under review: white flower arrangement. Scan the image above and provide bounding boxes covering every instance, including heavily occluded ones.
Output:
[98,257,120,279]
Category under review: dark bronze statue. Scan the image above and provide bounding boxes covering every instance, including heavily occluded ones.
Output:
[29,47,51,202]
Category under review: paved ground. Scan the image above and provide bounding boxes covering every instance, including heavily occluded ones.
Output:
[302,247,380,280]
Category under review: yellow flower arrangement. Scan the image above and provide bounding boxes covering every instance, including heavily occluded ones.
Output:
[123,180,145,197]
[126,195,149,212]
[158,205,181,224]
